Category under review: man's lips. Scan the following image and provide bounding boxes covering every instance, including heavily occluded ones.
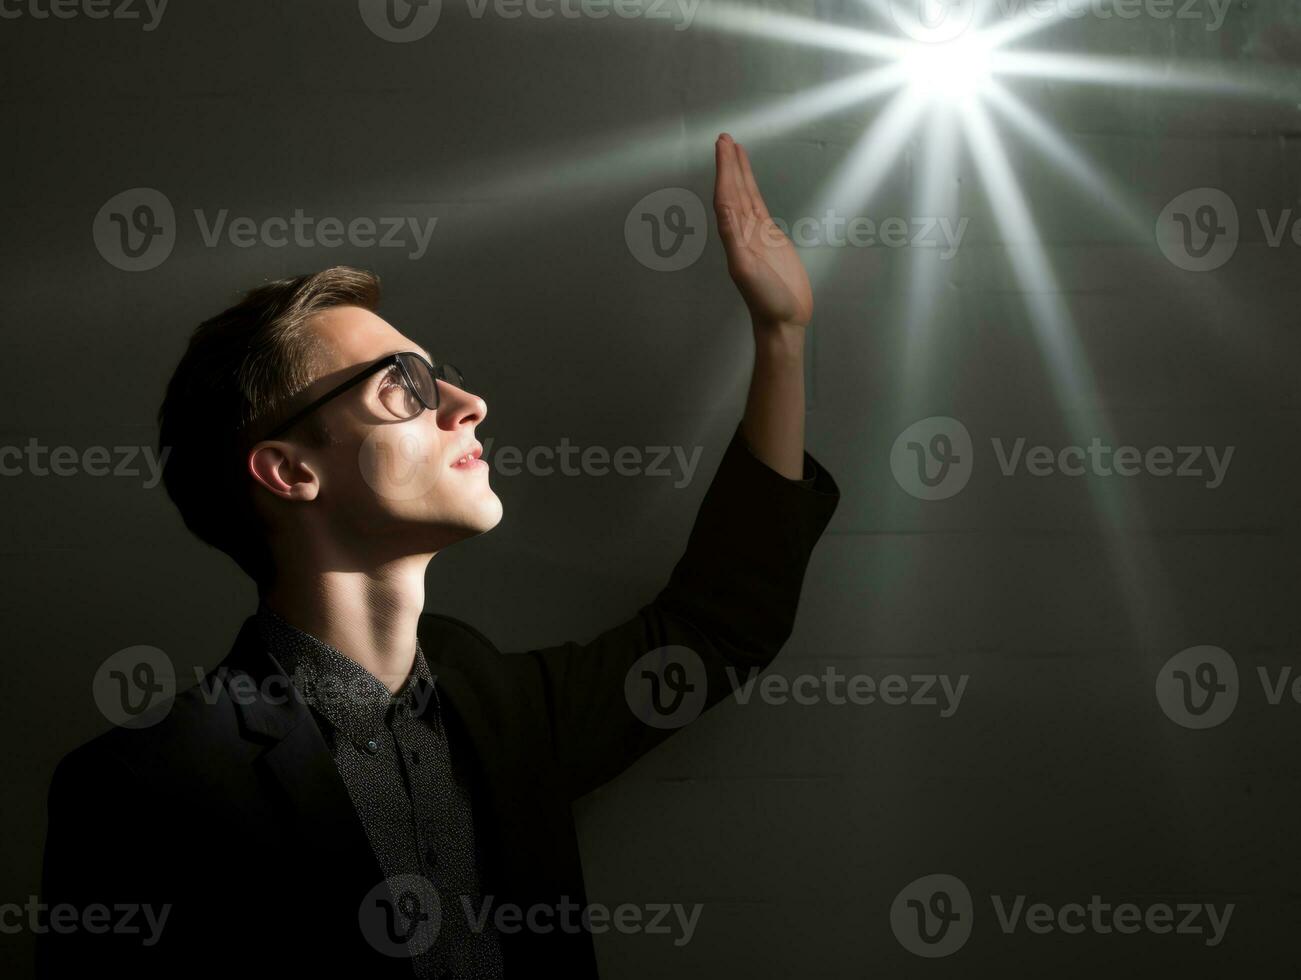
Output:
[449,443,485,469]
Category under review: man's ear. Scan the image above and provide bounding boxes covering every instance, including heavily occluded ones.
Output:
[248,442,321,502]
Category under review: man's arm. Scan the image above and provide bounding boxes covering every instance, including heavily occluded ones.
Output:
[715,132,813,481]
[519,135,837,801]
[522,425,839,801]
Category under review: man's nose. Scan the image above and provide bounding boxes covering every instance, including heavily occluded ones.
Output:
[436,381,486,428]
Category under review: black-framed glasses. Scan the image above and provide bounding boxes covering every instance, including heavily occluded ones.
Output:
[259,351,467,441]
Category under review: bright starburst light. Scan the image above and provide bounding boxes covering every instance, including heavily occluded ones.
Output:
[676,0,1292,634]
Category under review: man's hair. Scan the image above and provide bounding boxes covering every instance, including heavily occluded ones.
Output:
[157,266,382,584]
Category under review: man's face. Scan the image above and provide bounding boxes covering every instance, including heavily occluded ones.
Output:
[250,305,502,558]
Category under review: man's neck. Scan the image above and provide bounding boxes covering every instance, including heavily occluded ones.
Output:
[261,557,430,695]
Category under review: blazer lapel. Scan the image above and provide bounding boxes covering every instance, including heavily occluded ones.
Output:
[217,617,411,973]
[419,656,558,897]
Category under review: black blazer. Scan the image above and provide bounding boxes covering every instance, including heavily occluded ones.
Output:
[36,427,839,978]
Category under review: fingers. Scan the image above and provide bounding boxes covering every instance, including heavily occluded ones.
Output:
[714,133,748,261]
[713,132,745,215]
[734,141,770,221]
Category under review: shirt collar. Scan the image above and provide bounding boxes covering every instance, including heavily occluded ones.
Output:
[254,600,440,747]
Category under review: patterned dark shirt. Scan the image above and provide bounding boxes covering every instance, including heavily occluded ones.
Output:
[256,602,504,980]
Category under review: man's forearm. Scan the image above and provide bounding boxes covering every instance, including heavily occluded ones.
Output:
[739,318,807,480]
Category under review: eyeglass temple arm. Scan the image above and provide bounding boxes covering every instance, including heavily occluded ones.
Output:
[260,355,399,441]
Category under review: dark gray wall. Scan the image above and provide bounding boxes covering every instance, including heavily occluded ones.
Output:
[2,0,1299,975]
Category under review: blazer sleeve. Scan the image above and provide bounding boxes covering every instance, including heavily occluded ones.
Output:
[35,745,173,979]
[519,424,839,801]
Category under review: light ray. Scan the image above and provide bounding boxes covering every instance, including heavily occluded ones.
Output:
[981,80,1149,241]
[960,98,1166,630]
[975,0,1101,49]
[404,63,911,236]
[694,2,913,60]
[959,97,1092,404]
[990,51,1281,97]
[816,84,932,214]
[900,100,962,418]
[801,85,933,283]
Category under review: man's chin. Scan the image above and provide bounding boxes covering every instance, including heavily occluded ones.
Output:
[431,496,504,547]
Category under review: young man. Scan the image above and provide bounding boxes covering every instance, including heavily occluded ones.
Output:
[37,135,839,978]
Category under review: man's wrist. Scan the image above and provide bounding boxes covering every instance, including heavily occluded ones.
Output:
[750,318,806,360]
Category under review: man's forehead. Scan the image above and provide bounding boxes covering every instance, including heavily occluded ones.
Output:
[308,305,432,367]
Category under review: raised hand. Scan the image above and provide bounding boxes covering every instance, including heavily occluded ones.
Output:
[713,133,813,331]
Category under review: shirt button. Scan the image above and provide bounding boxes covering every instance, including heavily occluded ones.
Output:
[364,738,379,753]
